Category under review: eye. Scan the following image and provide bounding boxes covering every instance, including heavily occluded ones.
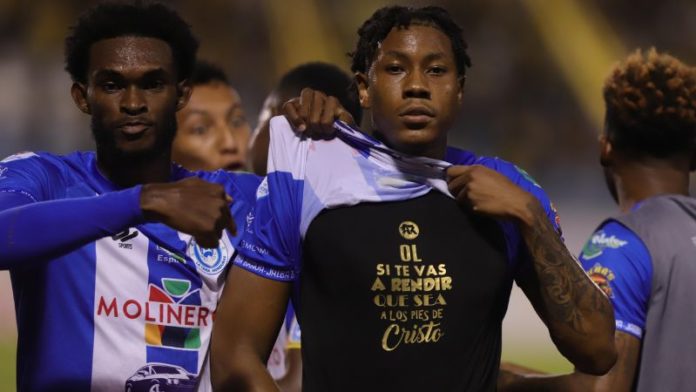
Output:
[385,64,404,74]
[192,124,208,135]
[144,79,165,90]
[101,81,120,93]
[428,66,447,76]
[230,115,247,128]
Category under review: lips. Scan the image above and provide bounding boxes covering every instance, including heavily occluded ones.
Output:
[117,119,153,136]
[398,105,435,127]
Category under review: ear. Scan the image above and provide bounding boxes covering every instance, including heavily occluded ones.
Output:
[355,72,371,109]
[456,75,466,103]
[599,134,613,167]
[176,79,192,111]
[71,82,90,114]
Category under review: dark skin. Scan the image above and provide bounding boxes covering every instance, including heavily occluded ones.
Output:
[497,133,691,392]
[211,25,615,390]
[70,36,235,247]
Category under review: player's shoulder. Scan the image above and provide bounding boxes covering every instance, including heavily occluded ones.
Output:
[185,166,262,201]
[580,220,649,267]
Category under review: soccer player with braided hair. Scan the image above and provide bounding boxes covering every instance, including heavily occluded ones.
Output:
[499,48,696,392]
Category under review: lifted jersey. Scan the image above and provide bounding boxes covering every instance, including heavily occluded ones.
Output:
[235,117,561,390]
[0,151,259,391]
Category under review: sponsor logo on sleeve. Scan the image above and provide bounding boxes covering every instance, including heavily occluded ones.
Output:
[586,263,616,298]
[581,230,627,260]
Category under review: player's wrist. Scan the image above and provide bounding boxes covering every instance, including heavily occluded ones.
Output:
[511,192,542,227]
[139,183,167,222]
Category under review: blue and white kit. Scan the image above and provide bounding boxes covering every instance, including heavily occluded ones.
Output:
[0,151,259,391]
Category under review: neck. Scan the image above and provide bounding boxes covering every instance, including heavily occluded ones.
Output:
[612,158,690,213]
[96,148,172,188]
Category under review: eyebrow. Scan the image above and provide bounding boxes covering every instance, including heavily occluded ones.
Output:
[382,50,449,63]
[92,67,169,80]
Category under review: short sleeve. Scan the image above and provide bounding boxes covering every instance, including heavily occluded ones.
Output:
[0,152,59,202]
[579,220,652,339]
[472,157,562,274]
[233,117,307,282]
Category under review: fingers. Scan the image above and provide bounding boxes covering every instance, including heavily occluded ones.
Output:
[222,196,237,237]
[282,98,305,132]
[195,234,219,249]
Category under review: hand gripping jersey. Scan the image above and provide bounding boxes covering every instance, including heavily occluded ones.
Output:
[579,195,696,391]
[0,151,259,392]
[236,117,561,391]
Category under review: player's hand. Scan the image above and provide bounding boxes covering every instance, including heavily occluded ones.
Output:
[139,177,236,248]
[446,165,539,224]
[282,87,355,139]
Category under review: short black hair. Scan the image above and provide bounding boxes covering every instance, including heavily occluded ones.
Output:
[350,6,471,78]
[190,60,230,86]
[604,48,696,158]
[276,62,362,124]
[65,0,199,83]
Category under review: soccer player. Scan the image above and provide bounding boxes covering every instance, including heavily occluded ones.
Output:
[211,6,616,391]
[0,2,259,390]
[173,60,251,172]
[498,49,696,391]
[248,61,362,175]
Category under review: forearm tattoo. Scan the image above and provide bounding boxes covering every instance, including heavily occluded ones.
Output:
[522,201,613,335]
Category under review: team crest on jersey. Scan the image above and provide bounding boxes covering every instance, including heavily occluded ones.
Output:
[586,263,615,298]
[187,238,230,275]
[581,230,627,260]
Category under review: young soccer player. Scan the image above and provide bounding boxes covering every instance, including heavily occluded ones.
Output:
[0,2,258,390]
[211,6,616,391]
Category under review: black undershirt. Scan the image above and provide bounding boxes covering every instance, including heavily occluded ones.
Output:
[299,191,513,391]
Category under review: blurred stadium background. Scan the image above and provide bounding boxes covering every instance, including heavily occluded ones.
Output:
[1,0,695,389]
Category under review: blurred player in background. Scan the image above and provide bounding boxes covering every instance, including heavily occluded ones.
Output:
[172,60,251,172]
[499,48,696,392]
[248,62,362,175]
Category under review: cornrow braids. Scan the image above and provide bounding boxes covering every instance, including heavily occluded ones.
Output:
[349,6,471,78]
[604,48,696,157]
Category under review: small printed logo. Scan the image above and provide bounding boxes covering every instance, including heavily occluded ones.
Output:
[112,229,139,249]
[581,230,627,260]
[256,178,269,199]
[399,221,420,240]
[586,263,616,298]
[245,211,255,234]
[187,239,230,275]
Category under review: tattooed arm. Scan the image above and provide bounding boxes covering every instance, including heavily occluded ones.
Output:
[447,165,617,374]
[498,332,640,391]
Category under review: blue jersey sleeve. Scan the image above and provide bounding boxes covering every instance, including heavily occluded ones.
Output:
[0,152,146,269]
[579,220,652,339]
[233,117,304,282]
[472,156,562,273]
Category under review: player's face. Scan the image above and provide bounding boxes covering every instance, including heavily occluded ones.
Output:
[173,82,251,171]
[358,24,463,159]
[73,36,188,160]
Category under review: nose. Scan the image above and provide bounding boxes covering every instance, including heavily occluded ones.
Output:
[403,70,431,100]
[219,125,239,154]
[120,86,147,115]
